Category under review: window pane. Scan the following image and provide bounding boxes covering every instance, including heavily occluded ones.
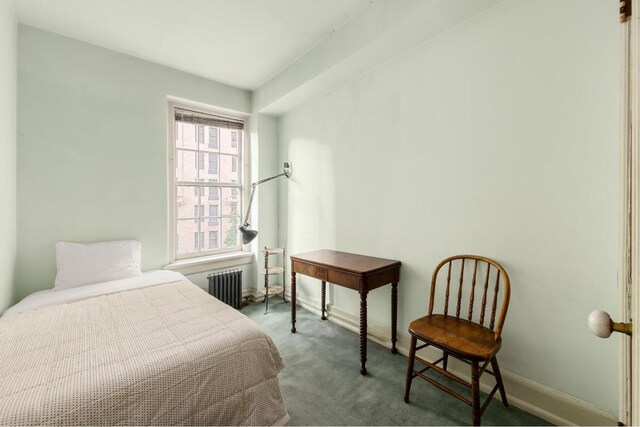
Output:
[192,231,204,250]
[221,217,241,249]
[176,219,199,255]
[208,127,219,150]
[220,129,240,155]
[175,149,199,182]
[175,122,197,150]
[208,230,219,250]
[197,125,205,144]
[176,185,200,219]
[207,186,220,201]
[219,154,239,183]
[204,153,219,179]
[201,207,219,243]
[192,205,204,223]
[207,204,219,226]
[221,187,240,216]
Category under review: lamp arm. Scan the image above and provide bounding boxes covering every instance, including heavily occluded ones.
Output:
[242,172,289,227]
[251,171,289,187]
[243,183,258,227]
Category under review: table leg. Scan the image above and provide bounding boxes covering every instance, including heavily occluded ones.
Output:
[391,281,398,354]
[360,289,368,375]
[264,264,269,315]
[321,280,327,320]
[291,271,297,333]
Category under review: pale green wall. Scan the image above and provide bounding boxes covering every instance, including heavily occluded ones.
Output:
[278,0,620,414]
[250,114,282,286]
[16,25,252,300]
[0,0,17,313]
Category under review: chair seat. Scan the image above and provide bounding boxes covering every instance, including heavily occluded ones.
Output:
[409,314,501,360]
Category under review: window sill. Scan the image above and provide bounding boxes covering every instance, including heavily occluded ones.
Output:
[164,251,254,275]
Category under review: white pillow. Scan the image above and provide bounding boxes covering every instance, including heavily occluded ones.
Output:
[54,240,142,290]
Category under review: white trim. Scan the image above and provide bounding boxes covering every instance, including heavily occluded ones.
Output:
[164,251,254,275]
[167,98,252,264]
[618,14,633,426]
[628,6,640,425]
[288,293,617,426]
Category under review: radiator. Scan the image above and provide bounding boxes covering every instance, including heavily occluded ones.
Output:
[207,269,243,309]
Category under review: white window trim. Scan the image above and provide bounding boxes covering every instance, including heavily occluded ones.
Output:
[165,251,254,275]
[166,99,252,274]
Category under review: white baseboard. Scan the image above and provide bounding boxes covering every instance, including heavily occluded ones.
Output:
[281,292,617,426]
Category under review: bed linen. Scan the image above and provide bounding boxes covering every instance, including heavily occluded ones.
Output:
[0,272,289,426]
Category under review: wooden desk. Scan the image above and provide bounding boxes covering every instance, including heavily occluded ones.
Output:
[290,249,401,375]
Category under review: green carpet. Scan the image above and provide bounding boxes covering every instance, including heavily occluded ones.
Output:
[243,299,552,426]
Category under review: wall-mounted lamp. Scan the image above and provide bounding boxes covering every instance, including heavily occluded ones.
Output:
[239,162,292,244]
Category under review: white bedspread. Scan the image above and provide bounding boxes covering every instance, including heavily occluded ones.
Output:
[0,274,289,426]
[3,270,187,316]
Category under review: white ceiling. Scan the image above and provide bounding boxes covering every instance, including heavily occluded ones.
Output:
[14,0,372,90]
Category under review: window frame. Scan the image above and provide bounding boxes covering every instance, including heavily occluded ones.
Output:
[167,99,251,264]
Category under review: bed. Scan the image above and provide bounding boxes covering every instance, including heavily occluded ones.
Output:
[0,270,289,426]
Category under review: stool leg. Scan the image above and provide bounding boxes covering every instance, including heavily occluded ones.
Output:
[404,335,417,403]
[264,252,269,312]
[321,280,327,320]
[491,357,509,407]
[471,361,481,426]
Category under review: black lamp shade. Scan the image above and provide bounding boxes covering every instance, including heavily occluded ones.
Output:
[239,226,258,244]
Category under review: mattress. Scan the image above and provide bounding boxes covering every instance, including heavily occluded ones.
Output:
[0,271,289,426]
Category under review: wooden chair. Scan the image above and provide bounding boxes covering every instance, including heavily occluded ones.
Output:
[403,255,511,426]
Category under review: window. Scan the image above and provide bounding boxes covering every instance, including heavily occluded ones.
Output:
[197,125,205,144]
[209,205,219,225]
[209,127,218,149]
[209,231,219,249]
[171,103,245,259]
[208,154,218,174]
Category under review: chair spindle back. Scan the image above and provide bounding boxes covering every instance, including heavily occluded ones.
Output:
[428,255,511,339]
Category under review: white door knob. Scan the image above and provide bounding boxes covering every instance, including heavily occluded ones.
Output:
[588,310,613,338]
[588,310,633,338]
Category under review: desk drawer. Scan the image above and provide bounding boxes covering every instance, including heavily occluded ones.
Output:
[292,260,361,290]
[293,260,328,281]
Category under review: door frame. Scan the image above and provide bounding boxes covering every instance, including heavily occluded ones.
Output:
[621,4,638,425]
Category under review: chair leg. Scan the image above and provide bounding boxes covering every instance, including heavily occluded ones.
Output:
[491,357,509,407]
[471,361,481,426]
[442,351,449,371]
[404,335,417,403]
